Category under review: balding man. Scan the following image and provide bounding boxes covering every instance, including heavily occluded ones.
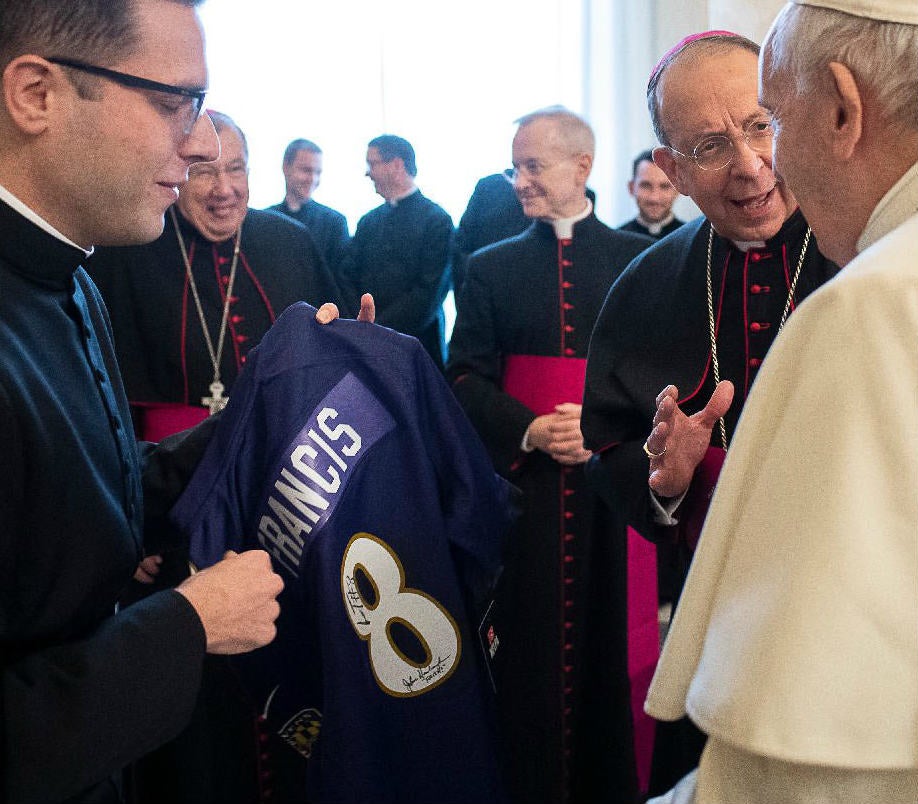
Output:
[644,2,918,802]
[581,31,839,796]
[448,106,651,804]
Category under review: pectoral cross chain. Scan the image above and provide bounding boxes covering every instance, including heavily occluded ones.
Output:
[202,381,228,415]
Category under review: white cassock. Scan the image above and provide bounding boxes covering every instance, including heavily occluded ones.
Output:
[645,162,918,804]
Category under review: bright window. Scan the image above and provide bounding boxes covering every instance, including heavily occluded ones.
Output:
[199,0,585,229]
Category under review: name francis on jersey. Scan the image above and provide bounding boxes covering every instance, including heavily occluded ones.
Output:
[257,371,395,576]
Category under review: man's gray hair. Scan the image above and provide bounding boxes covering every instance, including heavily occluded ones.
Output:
[208,110,249,163]
[515,106,595,157]
[764,3,918,132]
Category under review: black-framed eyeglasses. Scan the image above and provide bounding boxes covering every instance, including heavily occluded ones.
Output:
[46,57,207,135]
[668,117,774,171]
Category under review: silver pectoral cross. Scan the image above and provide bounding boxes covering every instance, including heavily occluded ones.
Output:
[202,381,228,415]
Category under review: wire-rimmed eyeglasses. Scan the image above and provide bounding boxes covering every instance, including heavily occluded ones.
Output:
[503,158,571,182]
[46,57,207,135]
[667,117,774,171]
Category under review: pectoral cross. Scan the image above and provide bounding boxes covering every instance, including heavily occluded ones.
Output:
[202,381,228,415]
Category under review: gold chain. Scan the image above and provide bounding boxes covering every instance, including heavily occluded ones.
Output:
[705,221,811,449]
[170,207,241,404]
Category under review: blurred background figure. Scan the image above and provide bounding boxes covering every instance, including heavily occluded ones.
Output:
[268,137,350,271]
[339,134,454,371]
[452,170,529,298]
[619,149,684,239]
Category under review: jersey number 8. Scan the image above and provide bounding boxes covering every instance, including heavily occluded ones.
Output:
[341,532,461,697]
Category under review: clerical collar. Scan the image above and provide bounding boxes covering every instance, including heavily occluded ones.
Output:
[730,238,767,252]
[638,211,675,236]
[387,187,419,207]
[0,183,93,256]
[548,198,593,240]
[858,160,918,255]
[722,207,808,253]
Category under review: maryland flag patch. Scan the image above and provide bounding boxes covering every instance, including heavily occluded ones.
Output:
[278,708,322,759]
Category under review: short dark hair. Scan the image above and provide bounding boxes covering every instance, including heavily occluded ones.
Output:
[631,149,655,179]
[0,0,203,72]
[283,138,322,166]
[368,134,417,177]
[647,33,760,147]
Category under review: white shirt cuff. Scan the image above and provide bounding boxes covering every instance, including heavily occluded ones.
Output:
[650,487,687,525]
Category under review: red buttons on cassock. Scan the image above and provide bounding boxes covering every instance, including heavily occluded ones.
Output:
[749,321,771,332]
[750,284,772,294]
[749,358,762,368]
[564,348,575,356]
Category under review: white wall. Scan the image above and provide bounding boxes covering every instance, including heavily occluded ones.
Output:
[707,0,786,42]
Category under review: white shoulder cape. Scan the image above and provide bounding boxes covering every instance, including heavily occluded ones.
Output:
[646,211,918,769]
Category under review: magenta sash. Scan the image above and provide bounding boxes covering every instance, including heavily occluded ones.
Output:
[502,354,658,791]
[131,402,209,442]
[501,354,586,413]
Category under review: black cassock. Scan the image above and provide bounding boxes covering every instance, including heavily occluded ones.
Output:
[338,190,454,371]
[88,206,342,440]
[582,208,839,795]
[267,198,350,271]
[447,214,651,804]
[0,198,209,804]
[618,215,685,240]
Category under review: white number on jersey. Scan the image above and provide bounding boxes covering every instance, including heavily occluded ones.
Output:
[341,532,461,697]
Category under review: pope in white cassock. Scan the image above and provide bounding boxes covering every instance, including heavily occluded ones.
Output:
[642,1,918,802]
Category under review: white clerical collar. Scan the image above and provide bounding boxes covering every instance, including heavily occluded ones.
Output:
[0,183,93,256]
[857,160,918,255]
[547,198,593,240]
[638,212,675,236]
[731,238,767,252]
[387,186,419,207]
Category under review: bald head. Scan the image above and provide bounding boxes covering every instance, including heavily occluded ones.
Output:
[647,33,760,147]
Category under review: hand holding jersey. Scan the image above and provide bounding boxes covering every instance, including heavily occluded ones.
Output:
[177,550,283,653]
[315,291,376,325]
